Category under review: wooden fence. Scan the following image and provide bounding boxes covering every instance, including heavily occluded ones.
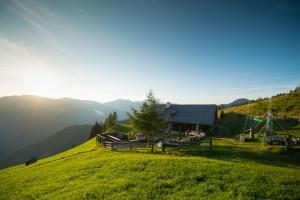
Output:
[102,141,148,150]
[96,132,208,152]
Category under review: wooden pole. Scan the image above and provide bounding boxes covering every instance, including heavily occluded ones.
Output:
[209,138,212,150]
[130,142,132,151]
[162,143,166,152]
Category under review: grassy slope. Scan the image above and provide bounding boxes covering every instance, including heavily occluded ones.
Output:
[223,89,300,118]
[0,137,299,200]
[218,89,300,136]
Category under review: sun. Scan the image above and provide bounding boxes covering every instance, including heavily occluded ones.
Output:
[20,67,63,98]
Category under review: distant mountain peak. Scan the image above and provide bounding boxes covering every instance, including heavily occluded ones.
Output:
[104,99,142,111]
[105,98,141,103]
[219,98,250,108]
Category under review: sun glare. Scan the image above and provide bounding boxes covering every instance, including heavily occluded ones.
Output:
[20,67,62,98]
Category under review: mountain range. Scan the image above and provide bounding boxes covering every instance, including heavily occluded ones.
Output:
[0,124,92,169]
[0,95,141,163]
[104,98,142,112]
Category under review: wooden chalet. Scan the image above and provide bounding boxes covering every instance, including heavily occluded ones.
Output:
[158,103,217,134]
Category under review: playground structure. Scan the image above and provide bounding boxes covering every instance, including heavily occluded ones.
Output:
[235,111,299,149]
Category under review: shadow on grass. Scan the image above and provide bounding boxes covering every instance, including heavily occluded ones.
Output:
[113,140,300,168]
[31,140,299,169]
[31,149,97,168]
[178,143,300,168]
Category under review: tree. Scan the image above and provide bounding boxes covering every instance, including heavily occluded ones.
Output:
[219,109,225,119]
[95,122,102,134]
[104,112,118,130]
[89,123,96,139]
[89,121,102,139]
[104,114,110,129]
[128,90,168,152]
[255,98,264,115]
[112,111,118,126]
[102,121,107,132]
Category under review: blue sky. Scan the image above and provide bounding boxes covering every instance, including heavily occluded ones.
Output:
[0,0,299,104]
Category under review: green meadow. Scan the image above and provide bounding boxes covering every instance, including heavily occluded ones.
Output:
[1,137,299,200]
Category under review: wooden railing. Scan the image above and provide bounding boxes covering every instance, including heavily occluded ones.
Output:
[101,141,147,150]
[96,132,208,152]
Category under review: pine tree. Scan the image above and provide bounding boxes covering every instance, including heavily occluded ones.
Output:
[256,98,265,115]
[103,113,113,130]
[94,122,101,134]
[89,124,95,139]
[89,121,99,139]
[109,113,114,127]
[102,122,106,132]
[219,109,225,119]
[112,111,118,126]
[99,122,104,133]
[105,113,111,129]
[128,90,168,152]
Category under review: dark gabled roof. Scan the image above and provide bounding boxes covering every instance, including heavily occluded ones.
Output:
[107,131,128,141]
[158,104,217,126]
[109,131,128,141]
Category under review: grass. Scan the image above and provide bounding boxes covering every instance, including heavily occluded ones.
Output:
[1,137,299,200]
[222,89,300,118]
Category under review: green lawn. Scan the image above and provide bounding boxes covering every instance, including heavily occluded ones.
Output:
[0,137,299,200]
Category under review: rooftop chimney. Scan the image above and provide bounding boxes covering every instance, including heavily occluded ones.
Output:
[166,102,171,108]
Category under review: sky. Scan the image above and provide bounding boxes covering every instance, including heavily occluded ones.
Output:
[0,0,299,104]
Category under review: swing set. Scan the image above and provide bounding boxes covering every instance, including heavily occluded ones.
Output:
[234,102,299,149]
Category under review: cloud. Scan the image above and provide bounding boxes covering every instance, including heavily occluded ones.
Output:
[0,34,89,89]
[0,36,28,56]
[0,36,30,70]
[0,0,87,80]
[7,0,72,57]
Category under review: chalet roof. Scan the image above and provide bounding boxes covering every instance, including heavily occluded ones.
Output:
[158,104,217,126]
[107,131,128,141]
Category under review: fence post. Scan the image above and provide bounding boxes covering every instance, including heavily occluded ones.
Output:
[130,142,132,151]
[162,143,166,152]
